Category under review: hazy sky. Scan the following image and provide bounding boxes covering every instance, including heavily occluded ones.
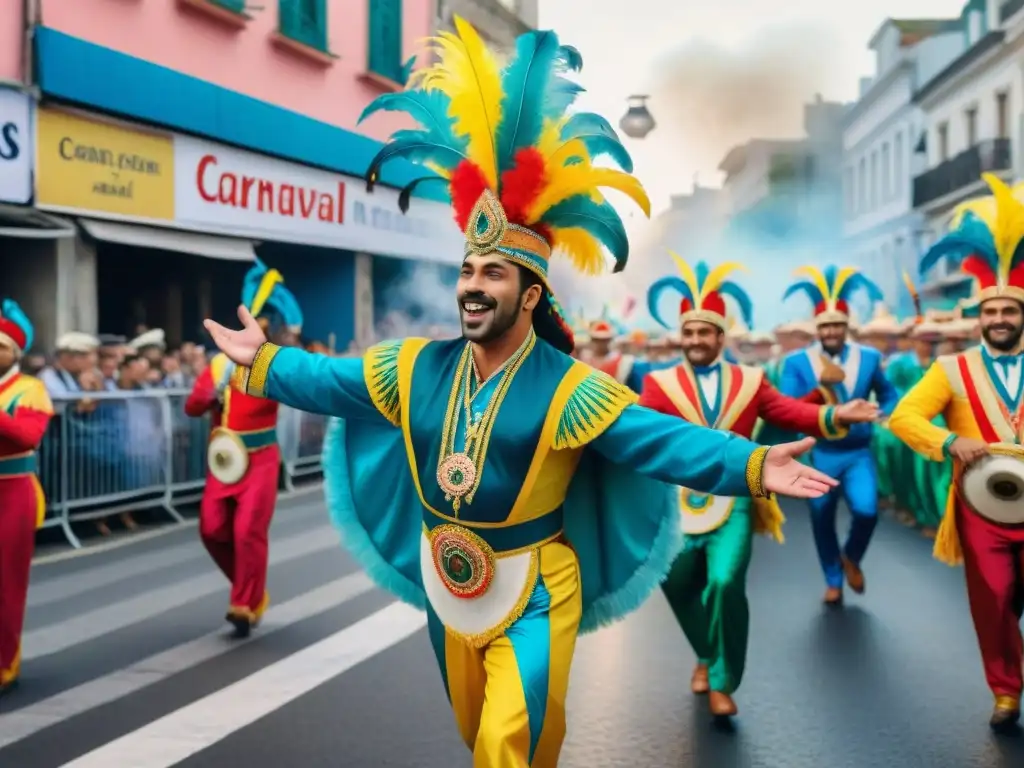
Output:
[537,0,967,319]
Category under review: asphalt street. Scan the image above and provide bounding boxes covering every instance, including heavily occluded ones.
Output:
[1,491,1023,768]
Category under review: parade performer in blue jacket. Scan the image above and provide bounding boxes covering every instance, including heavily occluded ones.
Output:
[204,18,836,767]
[780,266,898,605]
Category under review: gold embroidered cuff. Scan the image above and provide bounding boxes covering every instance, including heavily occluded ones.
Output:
[819,406,849,440]
[244,343,281,398]
[817,386,838,405]
[746,445,770,498]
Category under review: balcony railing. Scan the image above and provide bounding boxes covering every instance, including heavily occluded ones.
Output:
[1001,0,1024,24]
[912,138,1011,208]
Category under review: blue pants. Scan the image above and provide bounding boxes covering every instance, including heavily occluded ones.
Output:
[807,446,878,589]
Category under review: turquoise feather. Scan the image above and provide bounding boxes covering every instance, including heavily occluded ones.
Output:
[240,258,269,309]
[559,113,632,172]
[919,211,997,277]
[1,299,33,351]
[717,283,754,328]
[365,130,468,191]
[495,30,584,173]
[358,90,463,151]
[838,272,883,304]
[647,276,692,328]
[542,196,629,271]
[783,279,824,305]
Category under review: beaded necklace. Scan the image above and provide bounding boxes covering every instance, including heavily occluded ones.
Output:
[436,330,535,514]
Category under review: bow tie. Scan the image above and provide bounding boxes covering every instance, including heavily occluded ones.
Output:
[692,363,720,376]
[991,356,1019,371]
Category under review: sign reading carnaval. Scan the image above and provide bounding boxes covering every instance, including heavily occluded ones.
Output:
[173,135,464,265]
[0,89,31,204]
[35,108,174,220]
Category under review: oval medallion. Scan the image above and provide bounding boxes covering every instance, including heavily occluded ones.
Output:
[430,525,495,599]
[437,453,477,499]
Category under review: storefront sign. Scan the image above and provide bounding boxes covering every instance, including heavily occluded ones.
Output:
[173,135,463,264]
[36,108,174,220]
[0,89,31,204]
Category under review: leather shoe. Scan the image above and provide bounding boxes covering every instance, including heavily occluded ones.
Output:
[709,691,737,717]
[690,664,709,694]
[841,556,865,594]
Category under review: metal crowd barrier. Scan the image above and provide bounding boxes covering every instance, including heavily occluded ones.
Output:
[38,389,326,548]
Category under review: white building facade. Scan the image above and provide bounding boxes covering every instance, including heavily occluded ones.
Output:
[436,0,537,49]
[912,0,1024,301]
[842,18,962,318]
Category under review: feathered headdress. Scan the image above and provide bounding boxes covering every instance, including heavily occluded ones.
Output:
[783,264,883,326]
[646,252,752,332]
[0,299,33,355]
[241,259,304,334]
[919,173,1024,307]
[359,17,650,353]
[588,305,626,341]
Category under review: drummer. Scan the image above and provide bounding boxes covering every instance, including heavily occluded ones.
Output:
[889,173,1024,732]
[184,259,303,638]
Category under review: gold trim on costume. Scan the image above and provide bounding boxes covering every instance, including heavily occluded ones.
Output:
[977,285,1024,305]
[447,549,540,649]
[746,445,769,498]
[681,309,727,330]
[815,310,849,325]
[244,343,281,398]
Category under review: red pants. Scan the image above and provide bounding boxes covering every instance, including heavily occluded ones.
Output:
[199,445,280,617]
[0,475,41,684]
[957,502,1024,699]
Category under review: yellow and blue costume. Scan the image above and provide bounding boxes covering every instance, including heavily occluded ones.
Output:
[233,18,774,767]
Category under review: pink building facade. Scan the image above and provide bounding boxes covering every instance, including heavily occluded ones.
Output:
[0,0,465,351]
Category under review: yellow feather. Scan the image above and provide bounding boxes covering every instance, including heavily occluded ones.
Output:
[668,250,701,301]
[983,173,1024,281]
[526,163,651,223]
[830,267,860,303]
[793,265,829,300]
[251,269,284,318]
[551,226,607,275]
[424,161,450,180]
[411,18,503,189]
[700,262,747,299]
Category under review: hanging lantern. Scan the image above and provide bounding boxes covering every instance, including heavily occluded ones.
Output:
[619,95,655,139]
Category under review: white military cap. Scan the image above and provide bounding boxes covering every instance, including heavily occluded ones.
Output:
[129,328,166,351]
[56,332,100,352]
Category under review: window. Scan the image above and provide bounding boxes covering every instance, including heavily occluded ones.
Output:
[279,0,328,52]
[870,150,878,210]
[368,0,405,84]
[965,107,978,146]
[893,132,903,196]
[997,92,1009,138]
[937,122,949,161]
[857,157,866,213]
[881,141,891,201]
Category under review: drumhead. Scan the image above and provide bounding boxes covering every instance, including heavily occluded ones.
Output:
[961,444,1024,526]
[207,430,249,485]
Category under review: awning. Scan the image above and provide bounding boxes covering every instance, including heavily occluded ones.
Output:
[78,219,257,261]
[0,204,77,239]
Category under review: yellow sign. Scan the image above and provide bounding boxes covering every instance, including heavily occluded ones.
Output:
[36,108,174,220]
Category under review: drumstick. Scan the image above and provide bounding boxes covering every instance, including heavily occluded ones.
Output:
[902,270,922,323]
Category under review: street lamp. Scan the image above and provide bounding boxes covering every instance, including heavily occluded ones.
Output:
[619,95,655,139]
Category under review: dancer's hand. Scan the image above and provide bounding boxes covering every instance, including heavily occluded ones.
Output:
[203,306,267,368]
[947,436,989,465]
[761,437,838,499]
[834,399,879,425]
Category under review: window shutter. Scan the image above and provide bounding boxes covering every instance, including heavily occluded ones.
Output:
[368,0,403,82]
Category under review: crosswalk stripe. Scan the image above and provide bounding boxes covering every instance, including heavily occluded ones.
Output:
[0,572,375,749]
[22,525,339,660]
[60,602,427,768]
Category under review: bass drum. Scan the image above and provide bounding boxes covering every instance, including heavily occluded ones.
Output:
[959,443,1024,526]
[207,428,249,485]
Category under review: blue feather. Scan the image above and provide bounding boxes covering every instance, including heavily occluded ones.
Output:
[240,258,269,309]
[783,280,825,306]
[647,276,692,329]
[559,113,633,172]
[717,283,754,328]
[1,299,33,352]
[365,130,468,190]
[918,211,997,278]
[358,91,462,150]
[542,195,629,272]
[264,284,304,331]
[496,31,583,173]
[822,265,839,293]
[837,272,883,304]
[559,44,583,71]
[695,262,710,287]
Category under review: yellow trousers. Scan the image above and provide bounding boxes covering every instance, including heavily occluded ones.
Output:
[426,541,582,768]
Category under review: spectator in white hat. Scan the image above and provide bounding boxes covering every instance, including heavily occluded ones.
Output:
[39,332,101,398]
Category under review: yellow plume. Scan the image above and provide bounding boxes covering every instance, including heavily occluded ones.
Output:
[525,160,651,224]
[901,270,918,297]
[700,262,747,300]
[830,266,860,303]
[251,269,284,317]
[411,17,503,189]
[793,265,829,300]
[551,226,606,275]
[668,250,701,302]
[983,173,1024,281]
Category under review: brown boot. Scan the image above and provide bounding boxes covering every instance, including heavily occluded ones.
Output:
[709,691,737,717]
[991,695,1021,733]
[841,556,865,594]
[823,586,843,605]
[690,663,709,694]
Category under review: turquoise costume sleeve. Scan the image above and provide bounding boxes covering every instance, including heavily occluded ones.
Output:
[590,404,755,497]
[261,347,384,422]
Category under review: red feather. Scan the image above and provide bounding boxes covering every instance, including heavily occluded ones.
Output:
[1009,261,1024,289]
[702,292,726,317]
[835,299,849,316]
[450,161,490,230]
[499,148,547,226]
[679,298,693,315]
[0,318,26,350]
[962,254,997,288]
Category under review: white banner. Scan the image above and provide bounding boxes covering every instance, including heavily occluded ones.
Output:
[0,89,31,204]
[173,135,463,264]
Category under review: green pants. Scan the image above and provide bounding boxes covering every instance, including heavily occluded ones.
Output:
[661,503,752,695]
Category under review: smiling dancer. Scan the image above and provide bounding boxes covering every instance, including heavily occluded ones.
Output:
[779,266,898,605]
[641,255,876,718]
[202,19,837,767]
[890,174,1024,732]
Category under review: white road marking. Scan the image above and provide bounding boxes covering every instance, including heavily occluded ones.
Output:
[22,526,339,660]
[0,572,375,748]
[60,603,426,768]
